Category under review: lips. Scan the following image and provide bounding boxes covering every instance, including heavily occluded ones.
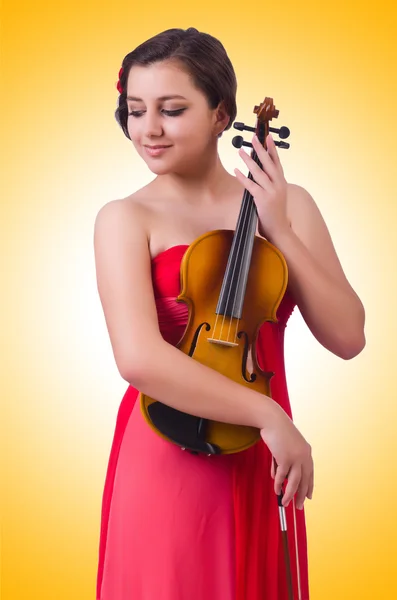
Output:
[143,144,172,157]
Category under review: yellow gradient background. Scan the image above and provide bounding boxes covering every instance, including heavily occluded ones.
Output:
[1,1,396,598]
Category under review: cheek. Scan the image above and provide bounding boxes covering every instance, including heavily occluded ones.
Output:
[173,120,211,149]
[165,119,192,140]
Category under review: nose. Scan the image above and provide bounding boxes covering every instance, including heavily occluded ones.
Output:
[143,109,163,138]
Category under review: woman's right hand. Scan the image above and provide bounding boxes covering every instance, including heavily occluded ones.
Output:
[260,403,314,510]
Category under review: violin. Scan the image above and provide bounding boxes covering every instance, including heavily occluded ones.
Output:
[140,97,291,456]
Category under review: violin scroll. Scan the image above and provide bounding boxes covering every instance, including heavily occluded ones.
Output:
[232,97,291,150]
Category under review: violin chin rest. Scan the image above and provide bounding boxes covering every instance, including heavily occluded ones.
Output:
[147,401,221,455]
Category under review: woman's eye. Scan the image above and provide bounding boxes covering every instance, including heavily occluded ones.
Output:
[128,108,186,117]
[162,109,186,116]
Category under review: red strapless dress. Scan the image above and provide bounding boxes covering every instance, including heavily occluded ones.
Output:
[96,244,309,600]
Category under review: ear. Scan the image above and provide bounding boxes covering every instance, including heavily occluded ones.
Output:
[213,101,230,137]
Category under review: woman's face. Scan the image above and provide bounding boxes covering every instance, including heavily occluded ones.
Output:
[126,60,226,175]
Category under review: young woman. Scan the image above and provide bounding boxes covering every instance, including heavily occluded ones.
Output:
[94,27,365,600]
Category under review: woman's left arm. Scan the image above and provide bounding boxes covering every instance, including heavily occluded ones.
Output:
[274,183,366,360]
[235,134,366,360]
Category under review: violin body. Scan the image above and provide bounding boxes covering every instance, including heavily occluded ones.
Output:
[140,228,288,454]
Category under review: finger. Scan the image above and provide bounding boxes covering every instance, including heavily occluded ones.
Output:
[307,468,314,500]
[281,464,302,507]
[274,464,290,495]
[294,468,311,510]
[270,457,276,479]
[251,136,279,181]
[238,148,273,191]
[265,134,284,173]
[234,167,263,197]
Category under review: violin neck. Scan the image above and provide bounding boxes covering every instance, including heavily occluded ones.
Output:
[215,156,260,319]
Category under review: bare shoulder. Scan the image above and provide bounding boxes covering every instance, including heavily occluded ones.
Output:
[94,185,155,227]
[93,194,164,384]
[285,182,354,286]
[94,186,161,255]
[285,182,332,239]
[95,197,139,229]
[286,183,318,218]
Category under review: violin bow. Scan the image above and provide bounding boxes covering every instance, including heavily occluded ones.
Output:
[273,457,297,600]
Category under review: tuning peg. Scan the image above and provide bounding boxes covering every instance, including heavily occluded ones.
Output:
[274,141,290,149]
[232,136,253,149]
[232,135,289,150]
[233,136,289,150]
[233,122,255,132]
[271,126,290,139]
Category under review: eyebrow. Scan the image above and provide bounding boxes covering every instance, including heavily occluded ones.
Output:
[126,95,187,101]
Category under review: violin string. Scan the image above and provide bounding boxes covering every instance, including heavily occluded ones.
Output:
[229,192,253,344]
[228,148,261,346]
[226,188,252,342]
[214,184,252,344]
[226,175,256,349]
[214,190,248,340]
[212,142,259,344]
[211,180,249,340]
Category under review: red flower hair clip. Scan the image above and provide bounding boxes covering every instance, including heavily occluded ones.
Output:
[116,67,124,94]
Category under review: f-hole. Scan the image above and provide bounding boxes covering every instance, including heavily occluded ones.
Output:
[188,322,211,357]
[238,331,257,383]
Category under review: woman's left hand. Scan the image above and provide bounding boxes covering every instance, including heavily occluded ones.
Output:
[234,134,290,243]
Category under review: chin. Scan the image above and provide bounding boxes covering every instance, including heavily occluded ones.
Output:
[142,153,191,176]
[144,160,174,176]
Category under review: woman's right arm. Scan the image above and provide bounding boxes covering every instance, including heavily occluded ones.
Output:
[94,199,313,507]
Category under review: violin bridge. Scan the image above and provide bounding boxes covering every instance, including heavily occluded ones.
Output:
[207,338,239,347]
[206,315,240,347]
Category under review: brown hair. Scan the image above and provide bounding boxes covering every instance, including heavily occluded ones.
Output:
[115,27,237,139]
